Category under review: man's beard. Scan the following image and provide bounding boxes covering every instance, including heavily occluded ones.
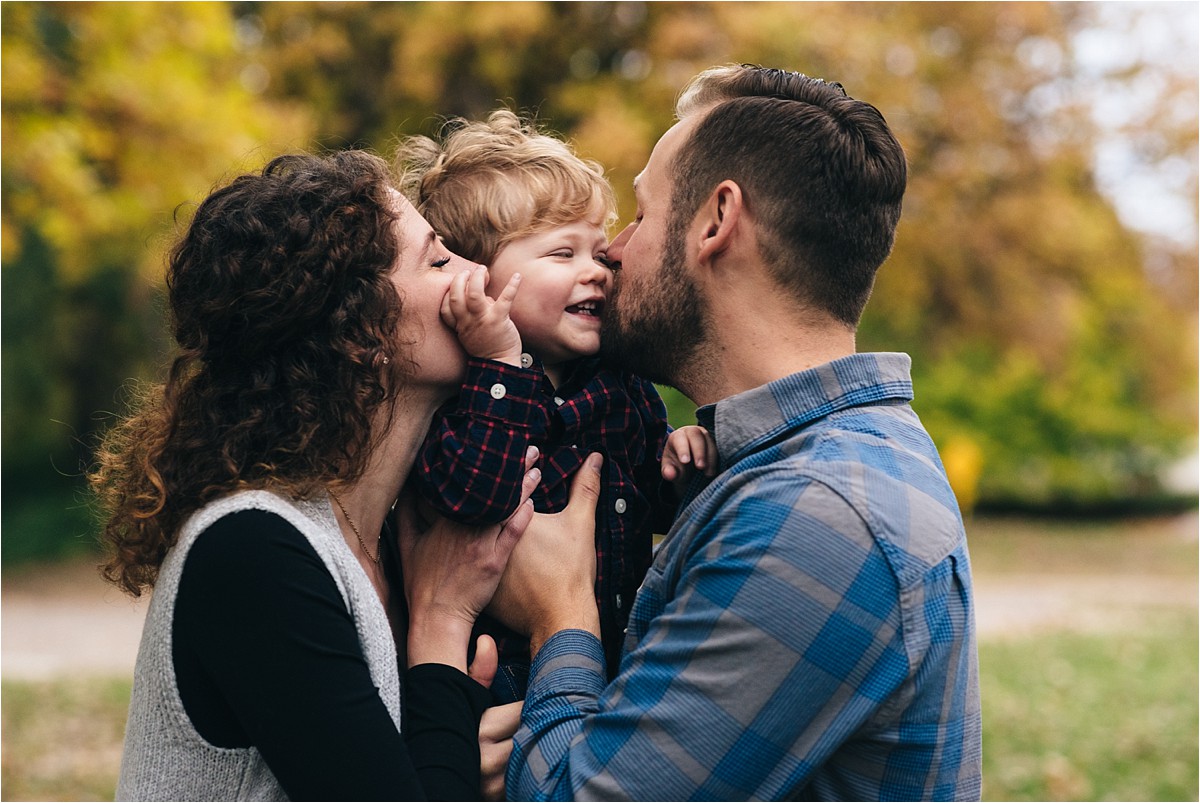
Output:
[599,221,708,390]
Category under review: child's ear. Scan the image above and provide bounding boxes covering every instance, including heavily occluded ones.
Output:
[696,180,743,268]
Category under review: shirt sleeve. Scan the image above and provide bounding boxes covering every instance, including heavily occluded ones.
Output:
[412,358,548,525]
[404,663,494,800]
[507,478,912,801]
[174,509,489,801]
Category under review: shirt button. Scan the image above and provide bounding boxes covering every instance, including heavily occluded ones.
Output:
[553,396,565,406]
[615,594,623,610]
[489,383,507,400]
[520,352,533,368]
[614,497,627,514]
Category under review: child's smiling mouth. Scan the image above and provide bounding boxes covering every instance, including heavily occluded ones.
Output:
[566,299,605,318]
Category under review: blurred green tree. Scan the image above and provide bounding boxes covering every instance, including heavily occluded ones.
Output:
[1,2,313,560]
[240,0,1195,511]
[3,2,1195,564]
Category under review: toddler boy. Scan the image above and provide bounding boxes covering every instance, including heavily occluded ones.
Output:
[398,110,714,703]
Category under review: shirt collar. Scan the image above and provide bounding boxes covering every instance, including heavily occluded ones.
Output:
[695,353,914,467]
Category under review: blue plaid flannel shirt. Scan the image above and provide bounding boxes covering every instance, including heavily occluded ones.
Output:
[508,353,983,800]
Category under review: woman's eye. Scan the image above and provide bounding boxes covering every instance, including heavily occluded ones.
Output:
[431,256,451,268]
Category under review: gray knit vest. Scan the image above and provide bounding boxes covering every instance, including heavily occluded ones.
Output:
[116,490,402,801]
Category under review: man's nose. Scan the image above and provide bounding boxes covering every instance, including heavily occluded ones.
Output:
[606,224,633,270]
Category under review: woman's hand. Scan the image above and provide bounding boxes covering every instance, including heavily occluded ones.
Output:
[478,700,521,800]
[397,447,540,671]
[488,452,603,658]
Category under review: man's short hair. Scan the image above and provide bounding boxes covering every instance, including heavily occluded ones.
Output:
[672,64,907,326]
[396,109,617,265]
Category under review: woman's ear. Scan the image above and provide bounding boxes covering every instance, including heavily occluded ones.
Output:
[696,180,744,269]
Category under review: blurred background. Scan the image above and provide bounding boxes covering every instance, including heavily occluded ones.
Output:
[1,2,1196,800]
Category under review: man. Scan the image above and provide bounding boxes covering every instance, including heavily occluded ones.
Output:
[492,64,983,800]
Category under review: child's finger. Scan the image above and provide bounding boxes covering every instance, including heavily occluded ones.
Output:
[465,265,490,313]
[441,273,465,327]
[669,432,693,465]
[447,268,470,317]
[661,456,679,482]
[687,429,707,469]
[492,273,522,316]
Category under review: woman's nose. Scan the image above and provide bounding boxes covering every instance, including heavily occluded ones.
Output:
[449,253,479,274]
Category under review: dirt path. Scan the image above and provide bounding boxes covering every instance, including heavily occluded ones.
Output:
[3,514,1197,680]
[2,560,149,679]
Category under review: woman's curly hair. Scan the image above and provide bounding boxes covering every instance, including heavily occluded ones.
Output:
[90,151,408,597]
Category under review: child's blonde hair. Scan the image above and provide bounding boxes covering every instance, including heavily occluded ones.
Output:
[396,109,617,265]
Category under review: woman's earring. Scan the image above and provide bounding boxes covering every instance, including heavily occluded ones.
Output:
[381,355,390,365]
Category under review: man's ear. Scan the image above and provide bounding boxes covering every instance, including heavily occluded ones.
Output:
[696,180,743,268]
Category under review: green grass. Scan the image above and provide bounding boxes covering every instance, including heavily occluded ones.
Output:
[980,611,1198,801]
[965,513,1198,578]
[8,628,1194,801]
[1,677,131,802]
[1,515,1196,801]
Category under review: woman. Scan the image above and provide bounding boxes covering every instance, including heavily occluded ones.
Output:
[90,150,537,800]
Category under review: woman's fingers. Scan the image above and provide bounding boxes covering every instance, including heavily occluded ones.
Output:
[478,701,521,800]
[397,445,546,672]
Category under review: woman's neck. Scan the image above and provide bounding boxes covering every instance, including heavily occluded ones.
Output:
[336,391,441,541]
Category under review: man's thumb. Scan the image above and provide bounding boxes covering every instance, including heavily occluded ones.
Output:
[468,634,499,689]
[567,452,603,513]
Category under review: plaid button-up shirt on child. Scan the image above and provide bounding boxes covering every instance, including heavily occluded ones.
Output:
[414,356,675,699]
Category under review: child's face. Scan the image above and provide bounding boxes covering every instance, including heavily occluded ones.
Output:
[487,220,612,370]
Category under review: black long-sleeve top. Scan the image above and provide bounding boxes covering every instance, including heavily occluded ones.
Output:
[171,510,490,801]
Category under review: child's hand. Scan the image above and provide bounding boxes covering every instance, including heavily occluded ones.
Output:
[441,265,523,365]
[662,425,717,494]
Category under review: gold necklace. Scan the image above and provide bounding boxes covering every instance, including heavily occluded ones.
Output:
[328,488,381,564]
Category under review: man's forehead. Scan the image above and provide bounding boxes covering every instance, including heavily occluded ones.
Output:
[637,116,698,193]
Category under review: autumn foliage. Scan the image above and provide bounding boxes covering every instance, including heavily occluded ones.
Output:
[2,2,1195,551]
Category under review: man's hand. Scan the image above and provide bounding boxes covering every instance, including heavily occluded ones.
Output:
[662,425,718,494]
[441,265,523,366]
[478,700,521,800]
[467,634,499,689]
[488,453,603,658]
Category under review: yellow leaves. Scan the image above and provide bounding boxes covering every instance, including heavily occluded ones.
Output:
[2,3,313,285]
[566,89,657,229]
[1,1,1193,506]
[941,436,984,515]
